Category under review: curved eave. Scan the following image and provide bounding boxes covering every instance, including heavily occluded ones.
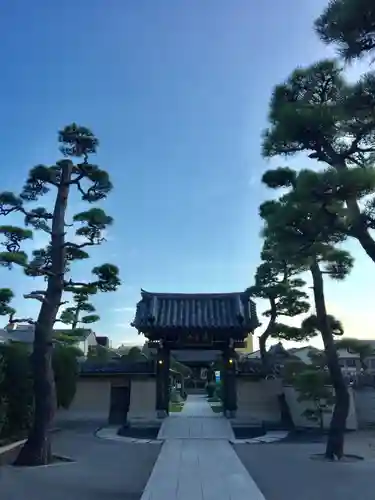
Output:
[132,324,256,336]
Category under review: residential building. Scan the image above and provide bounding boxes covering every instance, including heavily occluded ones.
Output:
[235,332,254,354]
[335,340,375,374]
[288,346,321,364]
[244,341,375,375]
[96,336,110,348]
[244,349,261,359]
[0,324,98,356]
[242,342,293,360]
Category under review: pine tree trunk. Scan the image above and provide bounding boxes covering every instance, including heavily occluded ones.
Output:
[72,306,80,330]
[14,162,72,466]
[259,333,269,369]
[346,198,375,263]
[310,260,350,460]
[318,407,324,433]
[259,296,277,373]
[14,314,56,466]
[332,157,375,263]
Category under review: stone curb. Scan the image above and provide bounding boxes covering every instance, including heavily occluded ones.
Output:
[96,426,289,445]
[230,431,290,445]
[0,427,63,457]
[95,427,163,444]
[0,439,27,456]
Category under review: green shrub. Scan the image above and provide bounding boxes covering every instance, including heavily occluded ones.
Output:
[206,382,216,398]
[170,388,182,403]
[293,369,334,431]
[0,351,8,436]
[0,343,34,438]
[0,342,80,440]
[53,344,80,409]
[215,381,223,400]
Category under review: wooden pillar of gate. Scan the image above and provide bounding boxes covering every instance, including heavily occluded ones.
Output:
[156,344,170,417]
[222,345,237,417]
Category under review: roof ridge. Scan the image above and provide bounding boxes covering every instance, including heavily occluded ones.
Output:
[140,289,245,298]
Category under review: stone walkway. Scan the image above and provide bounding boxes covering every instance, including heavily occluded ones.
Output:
[179,395,220,417]
[1,423,160,500]
[140,395,265,500]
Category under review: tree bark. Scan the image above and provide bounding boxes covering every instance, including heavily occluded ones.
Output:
[71,303,82,330]
[14,163,72,466]
[310,260,350,460]
[259,297,277,373]
[332,157,375,263]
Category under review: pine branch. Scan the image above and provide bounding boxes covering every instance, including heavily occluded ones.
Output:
[64,280,89,288]
[8,312,35,325]
[23,291,47,303]
[64,240,103,250]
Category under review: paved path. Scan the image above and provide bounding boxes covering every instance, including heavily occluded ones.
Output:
[157,396,233,440]
[179,395,219,417]
[235,440,375,500]
[141,395,265,500]
[2,422,160,500]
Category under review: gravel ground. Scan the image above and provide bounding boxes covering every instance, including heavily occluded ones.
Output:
[0,422,161,500]
[234,441,375,500]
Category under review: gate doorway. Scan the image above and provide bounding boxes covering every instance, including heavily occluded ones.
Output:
[108,385,130,425]
[131,290,259,417]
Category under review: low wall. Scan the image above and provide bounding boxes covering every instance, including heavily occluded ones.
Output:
[354,387,375,428]
[128,377,157,423]
[283,385,357,430]
[236,377,282,424]
[55,376,129,425]
[128,376,157,423]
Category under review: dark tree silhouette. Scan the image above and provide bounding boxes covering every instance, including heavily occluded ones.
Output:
[260,166,353,460]
[0,124,120,466]
[315,0,375,61]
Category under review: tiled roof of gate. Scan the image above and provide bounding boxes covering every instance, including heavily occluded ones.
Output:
[131,290,259,332]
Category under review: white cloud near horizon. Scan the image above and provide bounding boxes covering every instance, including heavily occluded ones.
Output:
[113,306,136,313]
[114,322,134,328]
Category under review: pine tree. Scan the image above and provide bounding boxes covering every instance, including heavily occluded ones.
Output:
[248,234,311,371]
[262,60,375,263]
[58,286,100,330]
[0,288,16,317]
[315,0,375,61]
[260,166,353,460]
[0,124,120,466]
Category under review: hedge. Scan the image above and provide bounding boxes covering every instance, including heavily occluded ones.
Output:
[0,343,80,441]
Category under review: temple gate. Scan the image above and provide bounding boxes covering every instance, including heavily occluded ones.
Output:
[131,289,259,417]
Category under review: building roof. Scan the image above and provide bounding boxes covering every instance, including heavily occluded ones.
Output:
[237,358,281,376]
[0,326,94,345]
[335,339,375,348]
[80,359,155,376]
[131,289,259,333]
[288,346,321,354]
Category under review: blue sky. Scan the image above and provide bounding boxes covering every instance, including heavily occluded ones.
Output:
[0,1,373,348]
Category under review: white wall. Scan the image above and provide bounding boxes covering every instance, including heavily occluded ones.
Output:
[292,348,317,364]
[74,332,97,355]
[236,378,282,423]
[354,388,375,428]
[55,378,112,423]
[283,385,357,430]
[128,378,157,422]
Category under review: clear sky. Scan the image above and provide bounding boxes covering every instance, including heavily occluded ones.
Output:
[0,1,373,348]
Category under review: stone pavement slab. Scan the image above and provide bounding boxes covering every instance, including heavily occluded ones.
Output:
[141,395,265,499]
[1,424,161,500]
[141,439,265,500]
[157,415,235,440]
[179,394,218,417]
[235,441,375,500]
